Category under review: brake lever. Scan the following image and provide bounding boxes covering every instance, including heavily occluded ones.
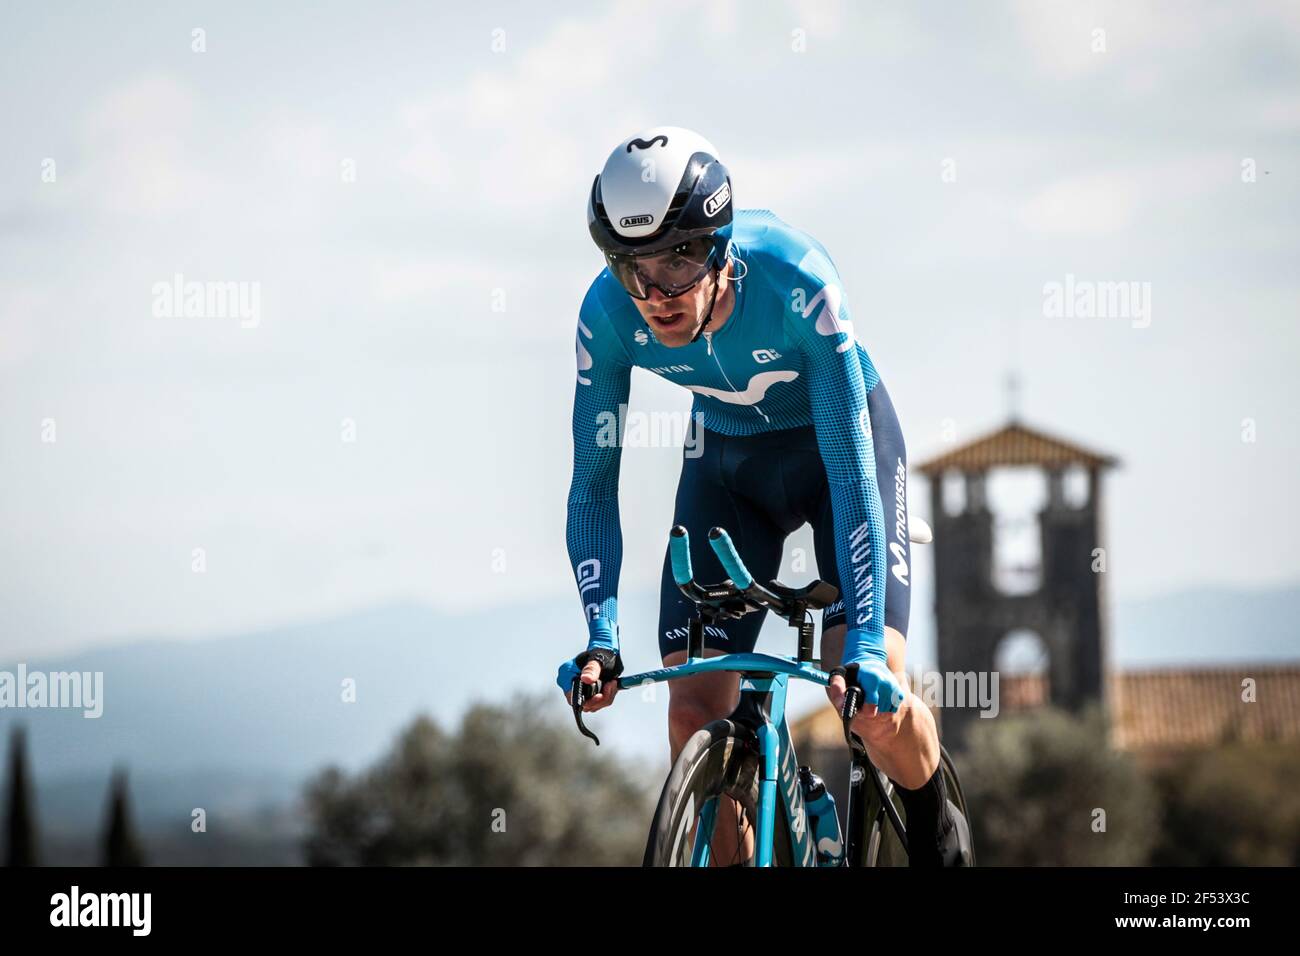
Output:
[571,677,601,746]
[840,685,867,756]
[840,682,909,851]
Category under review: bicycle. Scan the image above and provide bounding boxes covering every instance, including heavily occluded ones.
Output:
[570,524,974,867]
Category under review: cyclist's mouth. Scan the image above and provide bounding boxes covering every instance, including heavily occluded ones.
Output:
[650,311,688,329]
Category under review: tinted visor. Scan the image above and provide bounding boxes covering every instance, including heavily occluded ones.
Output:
[605,237,717,300]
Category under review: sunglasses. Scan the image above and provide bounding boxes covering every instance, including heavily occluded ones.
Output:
[605,237,718,300]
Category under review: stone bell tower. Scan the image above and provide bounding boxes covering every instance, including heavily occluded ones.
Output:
[915,417,1119,751]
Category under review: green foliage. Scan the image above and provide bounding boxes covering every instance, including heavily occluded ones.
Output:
[303,693,655,865]
[1149,743,1300,866]
[959,704,1159,865]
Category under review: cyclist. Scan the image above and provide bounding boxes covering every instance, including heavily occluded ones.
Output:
[557,127,969,866]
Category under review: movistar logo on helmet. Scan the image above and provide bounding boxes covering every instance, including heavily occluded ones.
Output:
[620,214,654,228]
[626,135,669,152]
[704,182,731,217]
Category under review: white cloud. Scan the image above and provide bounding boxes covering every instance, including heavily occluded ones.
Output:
[788,0,847,37]
[79,73,209,217]
[0,285,48,367]
[396,3,676,211]
[741,143,910,209]
[1017,170,1142,236]
[371,258,487,302]
[1012,0,1300,84]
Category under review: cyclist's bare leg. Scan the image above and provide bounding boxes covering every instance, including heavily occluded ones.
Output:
[662,648,753,864]
[820,624,940,789]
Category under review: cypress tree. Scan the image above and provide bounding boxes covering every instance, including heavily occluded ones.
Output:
[4,726,38,867]
[102,768,145,867]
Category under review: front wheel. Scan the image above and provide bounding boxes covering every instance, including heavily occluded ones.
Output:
[643,719,796,867]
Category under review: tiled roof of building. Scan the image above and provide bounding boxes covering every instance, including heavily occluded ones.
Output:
[1109,665,1300,751]
[790,665,1300,753]
[915,419,1119,475]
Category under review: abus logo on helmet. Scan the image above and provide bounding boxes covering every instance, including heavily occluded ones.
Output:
[620,214,653,228]
[704,182,731,217]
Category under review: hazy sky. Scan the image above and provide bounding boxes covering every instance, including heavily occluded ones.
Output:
[2,1,1298,660]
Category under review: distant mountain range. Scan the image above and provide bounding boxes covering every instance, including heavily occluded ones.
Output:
[3,584,1297,837]
[1113,585,1300,666]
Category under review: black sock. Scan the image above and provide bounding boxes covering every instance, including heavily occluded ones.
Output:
[894,765,952,867]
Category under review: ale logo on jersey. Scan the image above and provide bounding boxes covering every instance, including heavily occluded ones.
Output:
[704,182,731,217]
[620,214,654,228]
[576,558,601,594]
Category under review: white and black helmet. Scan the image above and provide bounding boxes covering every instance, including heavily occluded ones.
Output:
[587,126,733,260]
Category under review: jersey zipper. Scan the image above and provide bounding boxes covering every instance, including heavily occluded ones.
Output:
[702,329,770,424]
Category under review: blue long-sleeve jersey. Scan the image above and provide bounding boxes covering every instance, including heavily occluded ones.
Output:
[566,209,890,666]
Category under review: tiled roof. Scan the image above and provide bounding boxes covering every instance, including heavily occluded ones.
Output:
[1109,665,1300,751]
[915,419,1119,475]
[790,665,1300,753]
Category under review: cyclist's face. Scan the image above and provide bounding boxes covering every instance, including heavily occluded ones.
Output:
[631,264,726,348]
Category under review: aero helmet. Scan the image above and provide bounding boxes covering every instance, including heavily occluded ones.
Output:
[588,127,733,300]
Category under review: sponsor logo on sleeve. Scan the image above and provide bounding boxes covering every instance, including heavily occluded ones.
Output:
[890,459,911,585]
[576,559,601,595]
[848,521,875,628]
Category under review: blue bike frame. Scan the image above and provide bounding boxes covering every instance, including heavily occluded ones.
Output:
[617,652,830,867]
